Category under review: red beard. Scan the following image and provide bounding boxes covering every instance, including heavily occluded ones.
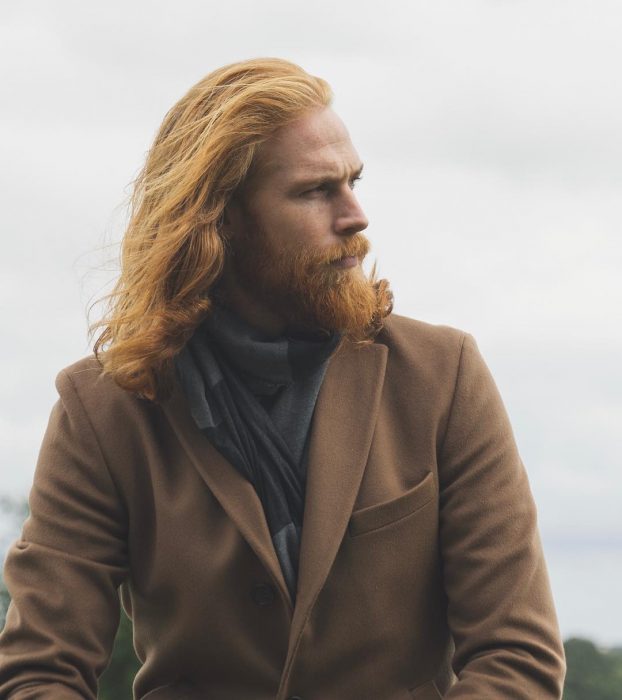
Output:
[225,228,384,339]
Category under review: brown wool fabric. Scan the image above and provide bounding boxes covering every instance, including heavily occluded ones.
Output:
[0,313,565,699]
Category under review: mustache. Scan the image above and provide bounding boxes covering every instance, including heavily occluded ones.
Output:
[315,234,370,265]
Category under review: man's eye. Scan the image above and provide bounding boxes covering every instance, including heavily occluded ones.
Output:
[300,177,361,196]
[302,184,329,196]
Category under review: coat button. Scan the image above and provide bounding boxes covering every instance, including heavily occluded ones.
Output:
[250,582,276,606]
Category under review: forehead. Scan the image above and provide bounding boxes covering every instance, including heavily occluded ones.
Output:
[252,107,362,181]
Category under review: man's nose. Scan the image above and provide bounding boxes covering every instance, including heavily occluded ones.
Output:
[334,190,369,237]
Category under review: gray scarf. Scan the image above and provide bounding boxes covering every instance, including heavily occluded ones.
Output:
[174,303,342,601]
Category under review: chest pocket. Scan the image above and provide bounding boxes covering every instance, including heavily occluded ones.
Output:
[348,471,435,537]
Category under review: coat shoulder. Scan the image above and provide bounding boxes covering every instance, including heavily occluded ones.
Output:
[54,355,158,435]
[377,312,469,369]
[55,355,135,406]
[57,354,108,392]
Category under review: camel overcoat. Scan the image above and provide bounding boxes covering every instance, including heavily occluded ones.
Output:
[0,314,565,699]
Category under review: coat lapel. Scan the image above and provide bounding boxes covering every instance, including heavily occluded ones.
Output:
[162,379,293,611]
[287,341,388,650]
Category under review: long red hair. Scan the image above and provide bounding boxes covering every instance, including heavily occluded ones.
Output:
[91,59,336,400]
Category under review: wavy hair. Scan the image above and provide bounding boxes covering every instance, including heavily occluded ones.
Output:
[91,58,338,400]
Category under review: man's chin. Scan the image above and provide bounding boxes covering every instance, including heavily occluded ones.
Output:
[282,277,379,337]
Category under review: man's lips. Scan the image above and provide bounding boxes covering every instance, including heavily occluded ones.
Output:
[331,255,358,268]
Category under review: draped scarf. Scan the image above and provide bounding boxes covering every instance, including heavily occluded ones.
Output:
[174,303,342,601]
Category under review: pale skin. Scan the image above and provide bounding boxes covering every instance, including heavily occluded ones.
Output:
[220,107,369,337]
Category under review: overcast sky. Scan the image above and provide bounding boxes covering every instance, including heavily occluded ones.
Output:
[1,1,621,645]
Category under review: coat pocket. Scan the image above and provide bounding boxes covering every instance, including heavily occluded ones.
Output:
[348,471,435,537]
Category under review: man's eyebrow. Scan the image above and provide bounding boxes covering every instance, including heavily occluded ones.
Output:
[289,163,364,188]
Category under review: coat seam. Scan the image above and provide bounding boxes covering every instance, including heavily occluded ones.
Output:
[438,332,469,463]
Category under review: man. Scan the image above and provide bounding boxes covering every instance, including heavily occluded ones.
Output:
[0,58,565,699]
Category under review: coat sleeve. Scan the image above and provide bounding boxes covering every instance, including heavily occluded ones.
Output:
[0,369,129,699]
[437,333,566,698]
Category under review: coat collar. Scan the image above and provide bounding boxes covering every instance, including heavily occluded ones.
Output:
[162,337,388,628]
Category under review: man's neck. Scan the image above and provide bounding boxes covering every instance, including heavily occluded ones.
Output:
[214,274,286,339]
